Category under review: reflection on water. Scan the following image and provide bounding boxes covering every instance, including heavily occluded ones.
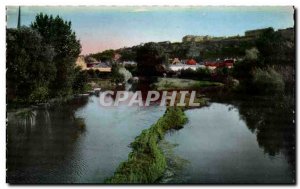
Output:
[7,91,295,184]
[163,97,295,184]
[7,95,165,183]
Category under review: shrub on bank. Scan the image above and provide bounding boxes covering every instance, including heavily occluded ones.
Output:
[252,67,284,95]
[29,86,49,103]
[180,67,211,80]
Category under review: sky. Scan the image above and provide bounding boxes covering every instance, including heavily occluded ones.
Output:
[6,6,294,55]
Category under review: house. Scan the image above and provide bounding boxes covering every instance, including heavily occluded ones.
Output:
[186,59,197,65]
[204,61,219,70]
[204,59,235,70]
[172,58,180,64]
[75,56,111,72]
[92,62,112,72]
[87,61,101,68]
[219,59,234,68]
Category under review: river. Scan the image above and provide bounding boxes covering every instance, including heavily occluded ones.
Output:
[7,92,295,184]
[7,95,166,183]
[161,96,295,184]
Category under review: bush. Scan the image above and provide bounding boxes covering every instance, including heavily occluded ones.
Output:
[73,68,88,93]
[125,65,138,76]
[180,68,211,80]
[252,67,284,95]
[118,67,132,82]
[29,86,49,103]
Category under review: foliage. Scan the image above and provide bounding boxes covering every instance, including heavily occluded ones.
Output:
[111,63,125,83]
[255,27,285,65]
[153,78,222,90]
[29,86,49,103]
[212,67,232,82]
[72,68,88,94]
[180,67,211,80]
[245,47,259,61]
[106,107,187,183]
[31,13,81,97]
[125,65,138,76]
[90,49,115,62]
[252,67,284,95]
[118,67,132,82]
[118,49,137,61]
[136,42,165,76]
[201,40,253,59]
[7,13,83,105]
[6,27,56,102]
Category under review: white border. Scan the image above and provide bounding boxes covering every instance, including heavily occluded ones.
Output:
[1,1,298,189]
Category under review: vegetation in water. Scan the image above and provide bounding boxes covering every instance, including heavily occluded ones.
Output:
[158,140,190,183]
[106,107,187,183]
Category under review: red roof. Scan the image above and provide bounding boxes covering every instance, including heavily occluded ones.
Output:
[205,60,234,68]
[186,59,197,65]
[204,62,218,67]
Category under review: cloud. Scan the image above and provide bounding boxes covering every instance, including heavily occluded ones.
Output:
[131,7,150,12]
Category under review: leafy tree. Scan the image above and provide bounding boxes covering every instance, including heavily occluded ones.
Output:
[252,67,284,95]
[72,67,88,94]
[6,27,56,102]
[90,49,115,62]
[31,13,81,97]
[118,49,137,61]
[245,47,259,61]
[179,67,211,80]
[255,27,285,65]
[136,42,165,76]
[111,63,125,83]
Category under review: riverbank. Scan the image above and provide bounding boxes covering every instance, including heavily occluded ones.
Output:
[153,78,223,90]
[106,107,187,183]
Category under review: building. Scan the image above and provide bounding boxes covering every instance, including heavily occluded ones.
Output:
[186,59,197,65]
[204,59,235,70]
[182,35,212,42]
[75,56,111,72]
[172,58,181,64]
[245,28,271,38]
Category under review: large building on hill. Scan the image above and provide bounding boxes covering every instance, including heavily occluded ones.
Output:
[244,28,271,38]
[182,27,294,43]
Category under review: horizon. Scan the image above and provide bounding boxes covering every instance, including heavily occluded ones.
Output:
[6,6,294,55]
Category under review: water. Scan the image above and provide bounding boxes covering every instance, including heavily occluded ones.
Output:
[7,95,166,183]
[7,93,295,184]
[163,98,295,184]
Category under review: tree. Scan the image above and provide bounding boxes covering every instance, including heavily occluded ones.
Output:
[31,13,81,97]
[252,67,284,95]
[255,27,285,65]
[136,42,165,76]
[72,67,88,94]
[90,49,115,62]
[111,63,125,83]
[7,27,56,103]
[245,47,259,61]
[118,49,136,61]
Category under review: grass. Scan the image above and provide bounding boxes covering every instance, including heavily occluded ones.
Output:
[88,78,115,90]
[105,107,188,184]
[153,78,223,90]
